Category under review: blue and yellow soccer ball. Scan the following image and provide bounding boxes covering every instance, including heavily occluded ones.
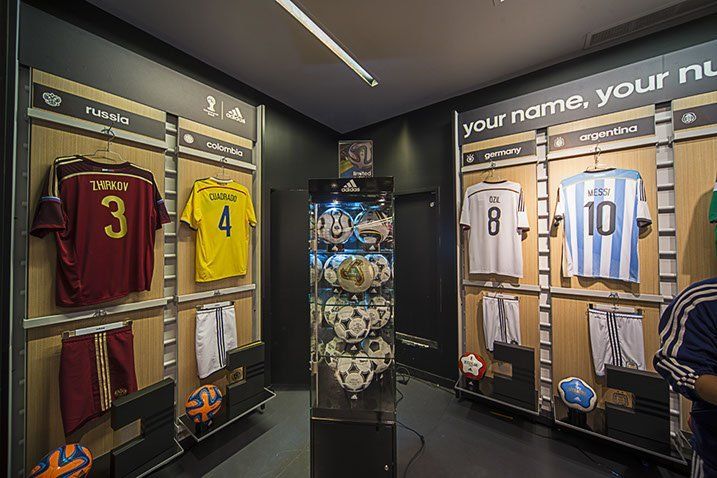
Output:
[29,443,93,478]
[185,384,223,424]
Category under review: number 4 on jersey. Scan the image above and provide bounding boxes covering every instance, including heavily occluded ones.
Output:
[218,205,232,237]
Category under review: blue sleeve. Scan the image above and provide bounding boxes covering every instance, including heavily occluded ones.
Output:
[654,291,717,402]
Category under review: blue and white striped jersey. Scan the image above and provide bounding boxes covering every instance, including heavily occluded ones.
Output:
[554,169,651,283]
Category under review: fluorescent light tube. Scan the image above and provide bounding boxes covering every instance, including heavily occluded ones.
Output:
[275,0,378,87]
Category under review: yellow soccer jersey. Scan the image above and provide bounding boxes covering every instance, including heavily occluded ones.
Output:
[181,178,257,282]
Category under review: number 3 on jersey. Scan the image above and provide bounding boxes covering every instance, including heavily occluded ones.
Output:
[218,205,232,237]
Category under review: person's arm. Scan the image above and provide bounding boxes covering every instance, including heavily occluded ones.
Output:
[654,289,717,402]
[695,374,717,406]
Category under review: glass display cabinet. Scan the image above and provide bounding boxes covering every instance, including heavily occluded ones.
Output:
[308,177,397,478]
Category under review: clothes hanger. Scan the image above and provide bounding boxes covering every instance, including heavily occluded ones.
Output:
[589,293,639,315]
[62,319,132,339]
[584,145,613,173]
[197,300,235,310]
[213,157,232,182]
[483,161,506,183]
[84,123,124,163]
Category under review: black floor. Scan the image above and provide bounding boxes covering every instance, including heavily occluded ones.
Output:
[151,379,686,478]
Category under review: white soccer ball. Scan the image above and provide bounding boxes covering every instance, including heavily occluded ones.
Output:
[321,337,347,368]
[334,352,375,393]
[354,209,391,245]
[337,256,375,293]
[368,296,392,330]
[333,306,371,343]
[366,254,392,287]
[310,255,324,286]
[323,294,344,326]
[362,336,393,374]
[317,208,354,244]
[323,254,349,288]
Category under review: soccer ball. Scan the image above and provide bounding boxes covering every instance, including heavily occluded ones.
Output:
[347,141,373,171]
[29,444,93,478]
[317,208,354,244]
[363,336,393,374]
[458,352,487,381]
[185,384,223,424]
[333,306,371,343]
[368,296,392,329]
[354,209,391,245]
[321,337,347,368]
[558,377,597,413]
[323,294,344,326]
[335,352,375,393]
[323,254,349,288]
[366,254,392,287]
[337,256,375,293]
[310,255,323,286]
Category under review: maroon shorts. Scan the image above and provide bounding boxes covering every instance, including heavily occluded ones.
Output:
[59,325,138,436]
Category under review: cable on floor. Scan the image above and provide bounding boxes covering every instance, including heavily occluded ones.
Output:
[398,419,426,478]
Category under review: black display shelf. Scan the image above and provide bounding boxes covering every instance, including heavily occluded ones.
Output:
[454,376,541,417]
[90,439,183,478]
[177,388,276,442]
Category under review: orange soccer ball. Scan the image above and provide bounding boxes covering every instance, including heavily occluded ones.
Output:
[185,384,223,424]
[29,444,93,478]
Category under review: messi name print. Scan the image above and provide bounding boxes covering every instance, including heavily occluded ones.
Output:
[181,177,257,282]
[554,169,651,283]
[31,156,170,306]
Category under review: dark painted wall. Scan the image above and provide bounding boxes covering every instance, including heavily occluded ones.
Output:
[344,14,717,383]
[22,0,339,386]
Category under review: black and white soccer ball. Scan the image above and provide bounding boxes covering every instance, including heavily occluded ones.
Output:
[366,254,392,287]
[323,254,349,288]
[333,305,371,343]
[362,336,393,374]
[354,209,391,245]
[317,208,354,244]
[310,255,323,286]
[323,294,343,326]
[337,255,375,293]
[334,352,375,393]
[320,337,347,369]
[368,296,392,329]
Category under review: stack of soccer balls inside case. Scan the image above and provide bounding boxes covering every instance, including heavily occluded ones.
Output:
[313,207,394,398]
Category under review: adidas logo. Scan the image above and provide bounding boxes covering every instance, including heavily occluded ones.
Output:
[226,107,246,123]
[341,179,360,193]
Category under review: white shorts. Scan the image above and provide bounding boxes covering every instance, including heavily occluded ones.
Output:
[588,308,645,377]
[483,295,521,352]
[196,303,238,379]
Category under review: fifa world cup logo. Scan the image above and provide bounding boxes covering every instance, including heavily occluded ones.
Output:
[206,95,217,112]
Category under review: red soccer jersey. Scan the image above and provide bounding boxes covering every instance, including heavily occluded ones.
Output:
[31,156,171,307]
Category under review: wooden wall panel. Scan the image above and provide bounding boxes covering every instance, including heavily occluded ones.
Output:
[25,308,164,468]
[551,296,660,410]
[674,136,717,289]
[461,163,539,285]
[464,287,540,394]
[177,156,255,296]
[27,123,166,319]
[547,146,659,295]
[176,291,254,415]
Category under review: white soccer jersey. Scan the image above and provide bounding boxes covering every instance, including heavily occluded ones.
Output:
[554,169,651,283]
[460,181,529,278]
